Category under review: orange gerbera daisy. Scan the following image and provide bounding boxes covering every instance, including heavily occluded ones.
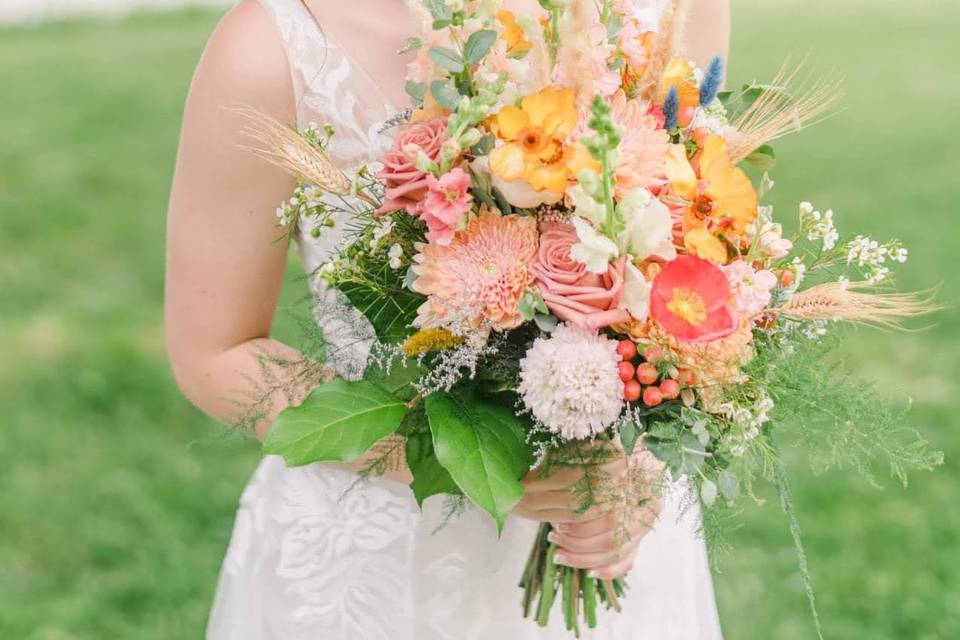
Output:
[489,87,594,194]
[665,134,758,263]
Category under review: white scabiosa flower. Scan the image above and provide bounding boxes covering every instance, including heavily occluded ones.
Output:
[518,324,625,440]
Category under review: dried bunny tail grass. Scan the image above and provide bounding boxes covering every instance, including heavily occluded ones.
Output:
[233,105,352,195]
[636,0,688,101]
[726,58,843,163]
[764,282,942,328]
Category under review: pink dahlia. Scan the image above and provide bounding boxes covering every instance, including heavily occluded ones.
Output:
[410,210,538,331]
[608,92,670,197]
[420,167,473,246]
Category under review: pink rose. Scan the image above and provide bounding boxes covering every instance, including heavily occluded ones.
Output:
[376,118,447,215]
[529,221,632,329]
[420,167,473,245]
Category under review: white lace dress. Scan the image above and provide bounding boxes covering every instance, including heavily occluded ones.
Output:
[206,1,725,637]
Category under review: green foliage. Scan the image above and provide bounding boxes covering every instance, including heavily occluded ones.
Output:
[425,388,534,530]
[405,429,462,506]
[463,30,497,64]
[263,380,408,465]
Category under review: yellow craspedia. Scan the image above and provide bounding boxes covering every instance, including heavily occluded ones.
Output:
[401,328,464,356]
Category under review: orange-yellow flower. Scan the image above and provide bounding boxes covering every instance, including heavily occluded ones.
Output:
[489,87,593,193]
[665,134,758,263]
[496,10,532,56]
[658,57,701,111]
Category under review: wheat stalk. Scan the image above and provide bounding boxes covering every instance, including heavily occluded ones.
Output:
[726,58,843,163]
[233,105,352,195]
[763,281,941,329]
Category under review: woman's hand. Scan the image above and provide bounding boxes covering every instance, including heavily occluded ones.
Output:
[514,444,665,579]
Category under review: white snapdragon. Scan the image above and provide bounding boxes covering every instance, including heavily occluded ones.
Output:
[570,217,620,274]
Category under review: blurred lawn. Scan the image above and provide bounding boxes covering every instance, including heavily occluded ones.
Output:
[0,2,957,638]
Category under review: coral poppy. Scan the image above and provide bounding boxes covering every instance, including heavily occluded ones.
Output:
[650,255,738,343]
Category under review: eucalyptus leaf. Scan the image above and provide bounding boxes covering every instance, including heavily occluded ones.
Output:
[428,46,465,73]
[620,420,638,456]
[463,29,497,64]
[700,478,718,507]
[405,80,426,106]
[423,0,451,23]
[431,80,462,110]
[426,388,533,531]
[264,380,407,466]
[718,470,740,502]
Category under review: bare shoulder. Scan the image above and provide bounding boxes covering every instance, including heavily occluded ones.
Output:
[187,0,294,120]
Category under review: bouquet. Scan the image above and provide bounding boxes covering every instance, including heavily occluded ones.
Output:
[243,0,941,635]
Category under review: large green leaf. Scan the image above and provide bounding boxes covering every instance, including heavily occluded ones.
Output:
[428,46,464,73]
[425,388,532,531]
[405,430,462,506]
[338,280,421,343]
[264,380,407,466]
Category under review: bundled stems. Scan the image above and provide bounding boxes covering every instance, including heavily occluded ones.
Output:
[520,523,626,636]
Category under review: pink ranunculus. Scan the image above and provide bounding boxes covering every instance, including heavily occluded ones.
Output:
[375,118,448,215]
[722,259,778,316]
[420,167,473,246]
[529,221,632,329]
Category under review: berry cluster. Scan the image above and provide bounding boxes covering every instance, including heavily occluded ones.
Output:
[615,340,695,407]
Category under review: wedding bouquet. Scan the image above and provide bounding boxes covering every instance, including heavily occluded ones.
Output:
[243,0,940,635]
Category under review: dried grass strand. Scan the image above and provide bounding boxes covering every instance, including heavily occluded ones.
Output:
[726,57,843,163]
[233,105,352,195]
[764,282,941,329]
[637,0,688,101]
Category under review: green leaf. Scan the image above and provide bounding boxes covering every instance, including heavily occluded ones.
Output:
[469,132,495,156]
[718,470,740,502]
[405,80,426,106]
[533,313,558,332]
[619,420,638,456]
[406,430,462,506]
[463,29,497,64]
[431,80,462,110]
[338,280,421,343]
[745,144,776,171]
[428,46,465,73]
[700,478,718,507]
[425,388,532,531]
[264,380,407,466]
[423,0,451,23]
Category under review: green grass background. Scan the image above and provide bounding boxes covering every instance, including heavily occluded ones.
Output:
[0,1,957,638]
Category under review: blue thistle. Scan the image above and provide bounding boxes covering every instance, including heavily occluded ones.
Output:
[663,86,680,131]
[663,86,679,130]
[699,55,724,106]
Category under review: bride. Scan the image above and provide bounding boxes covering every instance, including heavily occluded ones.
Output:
[165,0,730,637]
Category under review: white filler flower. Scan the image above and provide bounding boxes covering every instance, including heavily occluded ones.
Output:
[518,324,624,439]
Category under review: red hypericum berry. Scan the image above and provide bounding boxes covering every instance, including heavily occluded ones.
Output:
[636,363,659,386]
[643,345,664,363]
[677,368,696,387]
[779,269,794,288]
[659,379,681,400]
[642,386,664,407]
[623,379,642,402]
[616,340,637,362]
[618,361,636,382]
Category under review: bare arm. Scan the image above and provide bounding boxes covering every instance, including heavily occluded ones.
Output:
[682,0,731,71]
